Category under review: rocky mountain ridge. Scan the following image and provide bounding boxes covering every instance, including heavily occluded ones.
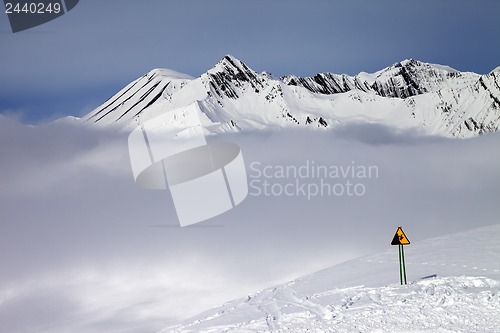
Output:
[84,56,500,138]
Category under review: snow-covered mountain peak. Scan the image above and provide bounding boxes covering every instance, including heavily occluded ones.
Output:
[395,58,457,73]
[147,68,194,80]
[211,54,251,73]
[207,55,263,85]
[84,67,193,125]
[366,58,469,97]
[203,55,265,99]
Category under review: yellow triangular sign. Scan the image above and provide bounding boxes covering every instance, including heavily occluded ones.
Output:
[391,226,410,245]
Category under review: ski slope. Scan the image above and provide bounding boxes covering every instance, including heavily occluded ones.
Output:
[160,224,500,333]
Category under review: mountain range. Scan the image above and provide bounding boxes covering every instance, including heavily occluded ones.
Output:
[84,55,500,138]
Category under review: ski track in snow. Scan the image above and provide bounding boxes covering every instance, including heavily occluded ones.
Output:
[161,275,500,333]
[160,225,500,333]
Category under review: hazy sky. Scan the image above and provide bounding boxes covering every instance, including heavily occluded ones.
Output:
[1,0,499,122]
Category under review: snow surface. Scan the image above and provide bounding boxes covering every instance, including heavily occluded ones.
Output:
[160,224,500,333]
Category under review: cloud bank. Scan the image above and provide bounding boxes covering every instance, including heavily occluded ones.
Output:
[0,115,499,332]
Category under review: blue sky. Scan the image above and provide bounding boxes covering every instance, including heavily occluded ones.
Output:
[1,0,499,123]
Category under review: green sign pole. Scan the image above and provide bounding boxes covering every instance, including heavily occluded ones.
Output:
[401,244,407,285]
[398,244,403,285]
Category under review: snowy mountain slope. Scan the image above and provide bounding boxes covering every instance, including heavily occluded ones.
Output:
[86,69,193,125]
[159,224,500,333]
[283,59,478,98]
[83,56,500,138]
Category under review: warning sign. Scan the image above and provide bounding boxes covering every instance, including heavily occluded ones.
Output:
[391,226,410,245]
[391,226,410,285]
